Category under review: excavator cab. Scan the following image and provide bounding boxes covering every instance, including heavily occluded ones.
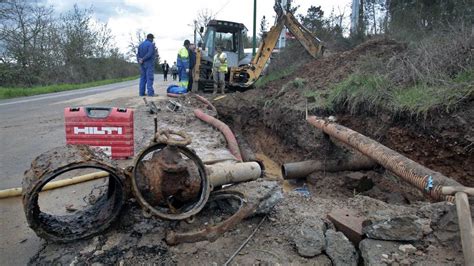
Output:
[200,20,247,67]
[195,20,248,92]
[192,1,323,92]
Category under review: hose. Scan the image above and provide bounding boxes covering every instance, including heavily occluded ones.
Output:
[0,171,109,199]
[167,93,186,98]
[194,94,217,114]
[194,108,243,162]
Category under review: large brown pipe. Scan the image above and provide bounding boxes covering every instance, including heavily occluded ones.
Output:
[194,109,243,162]
[307,116,463,202]
[282,156,377,180]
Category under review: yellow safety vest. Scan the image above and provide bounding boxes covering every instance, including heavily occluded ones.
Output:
[178,47,189,59]
[213,53,228,73]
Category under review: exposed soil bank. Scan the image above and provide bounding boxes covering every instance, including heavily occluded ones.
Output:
[215,39,473,187]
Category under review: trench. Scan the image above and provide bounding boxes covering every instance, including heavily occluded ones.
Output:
[215,96,450,205]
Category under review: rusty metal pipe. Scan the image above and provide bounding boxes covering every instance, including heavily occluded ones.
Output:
[307,116,465,202]
[207,162,262,187]
[22,145,126,242]
[282,156,376,179]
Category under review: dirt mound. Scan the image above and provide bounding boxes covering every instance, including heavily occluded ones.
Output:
[266,38,406,94]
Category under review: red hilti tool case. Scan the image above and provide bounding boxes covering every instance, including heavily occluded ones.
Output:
[65,107,134,159]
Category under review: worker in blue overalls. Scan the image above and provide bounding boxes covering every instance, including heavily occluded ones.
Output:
[177,39,190,89]
[137,33,156,96]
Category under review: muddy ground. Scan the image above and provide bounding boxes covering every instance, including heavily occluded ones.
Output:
[26,40,472,265]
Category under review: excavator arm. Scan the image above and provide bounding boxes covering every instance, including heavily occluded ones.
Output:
[229,4,324,87]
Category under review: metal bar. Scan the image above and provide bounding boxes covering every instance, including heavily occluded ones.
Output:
[455,192,474,265]
[223,215,267,266]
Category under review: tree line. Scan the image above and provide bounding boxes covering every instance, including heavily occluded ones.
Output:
[0,1,138,87]
[295,0,472,50]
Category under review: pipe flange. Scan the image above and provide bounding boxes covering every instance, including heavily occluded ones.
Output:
[131,142,211,220]
[22,145,126,242]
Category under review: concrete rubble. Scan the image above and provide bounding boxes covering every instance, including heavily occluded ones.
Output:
[362,215,426,241]
[325,229,359,266]
[293,218,326,257]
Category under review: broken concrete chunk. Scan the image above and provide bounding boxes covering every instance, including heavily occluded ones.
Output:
[359,239,401,266]
[418,201,461,248]
[398,244,416,253]
[312,254,333,266]
[362,215,424,241]
[325,229,359,266]
[229,179,283,215]
[293,218,326,257]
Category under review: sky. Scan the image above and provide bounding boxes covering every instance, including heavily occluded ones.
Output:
[45,0,351,63]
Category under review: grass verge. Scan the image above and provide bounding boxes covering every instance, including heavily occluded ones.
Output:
[0,76,139,99]
[325,71,473,117]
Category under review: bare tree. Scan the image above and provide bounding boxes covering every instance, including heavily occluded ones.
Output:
[1,1,137,86]
[127,29,147,61]
[195,9,216,40]
[1,0,54,83]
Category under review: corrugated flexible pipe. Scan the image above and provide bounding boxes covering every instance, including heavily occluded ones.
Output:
[307,116,466,202]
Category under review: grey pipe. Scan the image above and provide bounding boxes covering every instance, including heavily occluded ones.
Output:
[282,156,377,180]
[206,162,262,187]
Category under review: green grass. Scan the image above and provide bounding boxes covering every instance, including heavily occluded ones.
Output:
[391,84,473,116]
[327,74,389,113]
[453,68,474,83]
[0,76,139,99]
[325,72,473,117]
[254,65,298,88]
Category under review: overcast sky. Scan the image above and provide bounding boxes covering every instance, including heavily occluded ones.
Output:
[45,0,351,63]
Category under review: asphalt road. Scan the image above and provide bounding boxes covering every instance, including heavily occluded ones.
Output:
[0,78,141,190]
[0,75,173,265]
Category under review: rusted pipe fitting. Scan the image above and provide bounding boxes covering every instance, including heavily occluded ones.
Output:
[22,145,126,242]
[207,162,262,187]
[307,116,462,202]
[282,156,376,179]
[131,142,211,220]
[194,108,243,162]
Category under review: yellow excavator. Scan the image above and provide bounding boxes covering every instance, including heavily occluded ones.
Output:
[192,0,324,91]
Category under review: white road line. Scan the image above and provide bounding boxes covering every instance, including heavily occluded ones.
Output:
[0,82,135,107]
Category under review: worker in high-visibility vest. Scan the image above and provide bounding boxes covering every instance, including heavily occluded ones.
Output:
[177,39,190,88]
[212,46,228,94]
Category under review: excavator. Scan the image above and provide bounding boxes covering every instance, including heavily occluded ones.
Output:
[192,0,324,92]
